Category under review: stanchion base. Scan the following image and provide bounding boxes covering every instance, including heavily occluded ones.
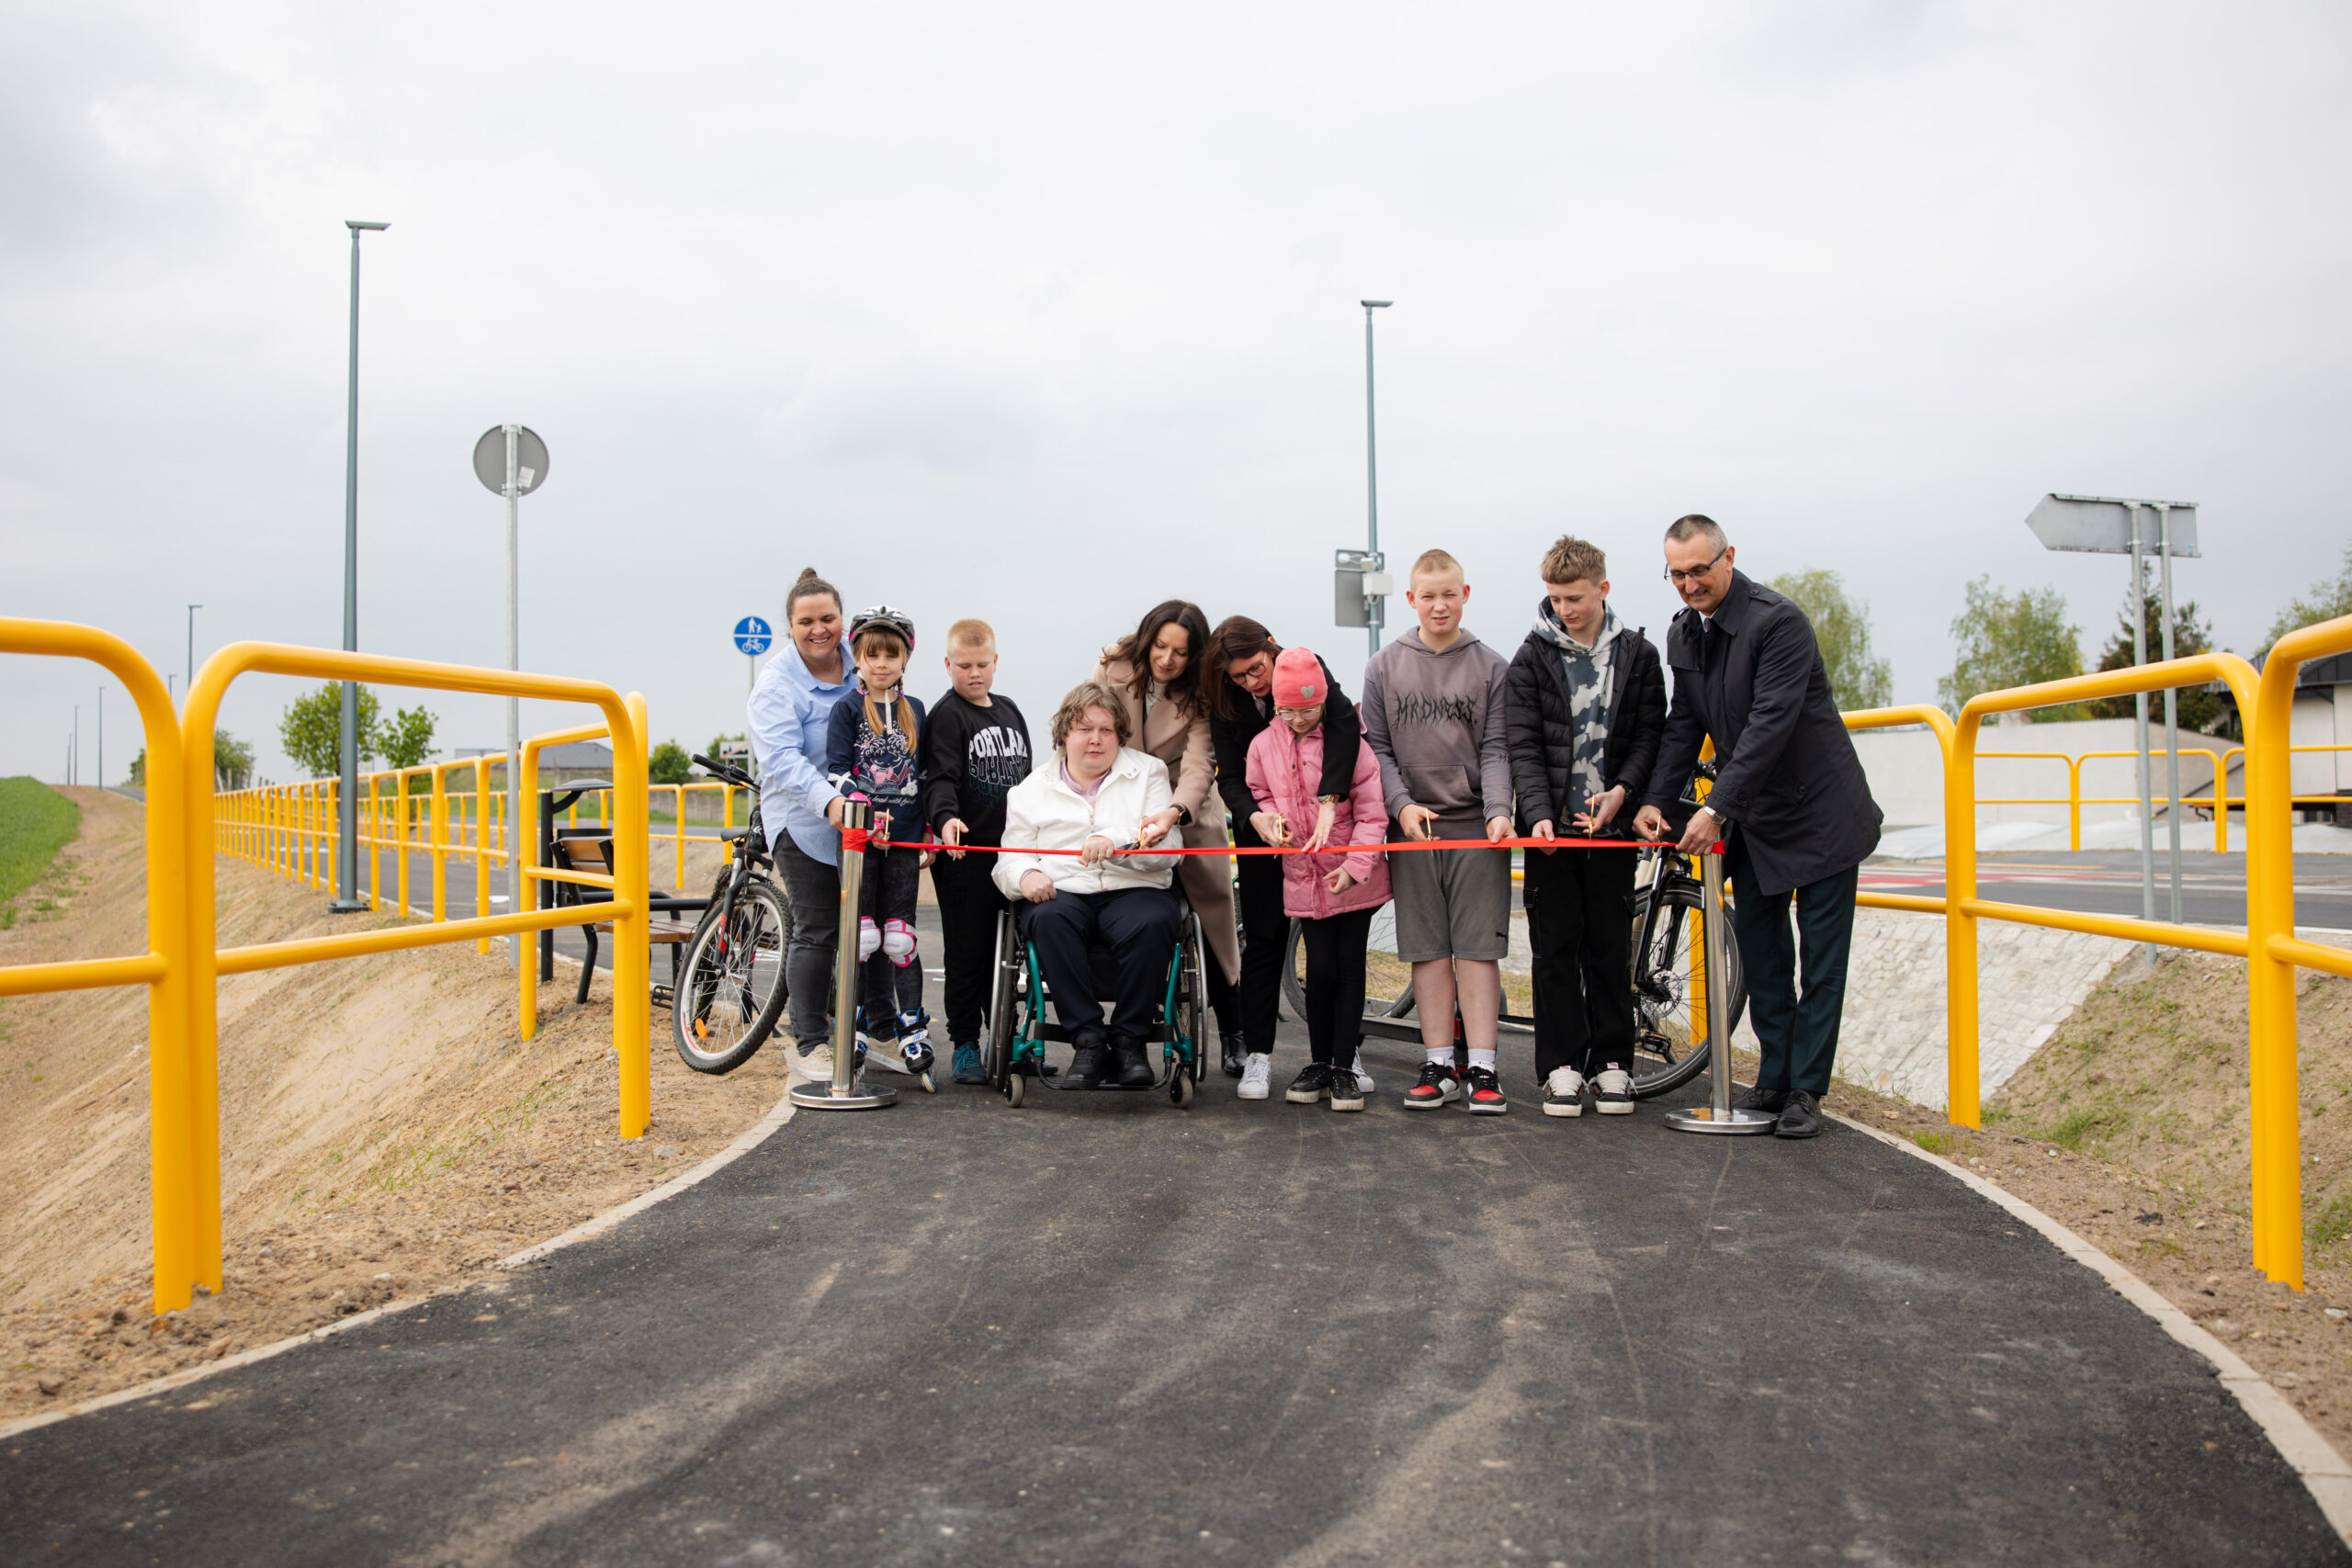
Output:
[1663,1105,1780,1135]
[788,1079,899,1111]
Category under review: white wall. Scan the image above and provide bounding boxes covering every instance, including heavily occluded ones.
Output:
[1851,716,2233,831]
[2289,686,2351,796]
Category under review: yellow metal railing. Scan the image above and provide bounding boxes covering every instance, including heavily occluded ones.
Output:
[0,618,195,1317]
[1955,740,2349,854]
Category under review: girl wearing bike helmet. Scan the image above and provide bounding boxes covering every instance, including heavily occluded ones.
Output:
[825,605,936,1077]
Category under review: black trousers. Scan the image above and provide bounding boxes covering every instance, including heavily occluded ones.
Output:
[771,834,839,1050]
[1725,833,1859,1097]
[929,852,1007,1046]
[1231,851,1286,1054]
[1523,844,1639,1078]
[1019,886,1183,1043]
[1298,905,1374,1069]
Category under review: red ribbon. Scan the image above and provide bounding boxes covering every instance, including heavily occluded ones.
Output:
[864,833,1720,858]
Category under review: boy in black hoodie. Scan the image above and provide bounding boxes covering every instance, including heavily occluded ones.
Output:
[1504,535,1667,1117]
[922,619,1035,1085]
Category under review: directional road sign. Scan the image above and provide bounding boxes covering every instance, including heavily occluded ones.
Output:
[2026,493,2199,558]
[733,616,774,657]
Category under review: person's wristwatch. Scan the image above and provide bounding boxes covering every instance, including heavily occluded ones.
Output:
[1318,793,1344,806]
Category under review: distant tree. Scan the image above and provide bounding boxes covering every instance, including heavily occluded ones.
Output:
[706,731,749,769]
[379,705,438,771]
[649,739,693,785]
[2267,543,2352,649]
[1938,577,2088,721]
[213,731,256,791]
[127,748,145,788]
[2082,573,2233,735]
[1767,569,1893,713]
[279,683,380,779]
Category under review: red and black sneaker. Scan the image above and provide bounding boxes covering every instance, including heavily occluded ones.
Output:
[1464,1065,1509,1115]
[1403,1059,1463,1111]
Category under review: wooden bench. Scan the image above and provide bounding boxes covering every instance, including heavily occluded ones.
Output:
[547,832,698,1006]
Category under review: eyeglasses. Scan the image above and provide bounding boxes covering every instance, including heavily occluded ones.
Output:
[1663,547,1729,585]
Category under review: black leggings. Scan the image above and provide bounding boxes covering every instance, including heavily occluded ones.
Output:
[1230,849,1286,1052]
[1298,905,1374,1069]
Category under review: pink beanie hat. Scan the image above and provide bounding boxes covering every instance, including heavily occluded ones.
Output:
[1271,647,1325,710]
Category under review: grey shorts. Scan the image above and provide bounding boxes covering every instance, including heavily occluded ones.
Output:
[1388,833,1512,963]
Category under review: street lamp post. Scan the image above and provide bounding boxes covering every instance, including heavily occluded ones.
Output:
[187,604,200,696]
[334,220,390,915]
[1362,299,1392,655]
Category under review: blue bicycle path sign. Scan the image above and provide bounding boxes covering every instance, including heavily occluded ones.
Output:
[733,615,773,657]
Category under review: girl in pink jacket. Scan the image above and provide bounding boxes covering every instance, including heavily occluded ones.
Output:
[1244,647,1391,1111]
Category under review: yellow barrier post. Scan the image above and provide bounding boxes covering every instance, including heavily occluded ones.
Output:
[0,619,196,1314]
[2246,616,2352,1288]
[182,643,650,1294]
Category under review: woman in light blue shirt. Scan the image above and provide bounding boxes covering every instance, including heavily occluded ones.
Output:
[746,567,859,1066]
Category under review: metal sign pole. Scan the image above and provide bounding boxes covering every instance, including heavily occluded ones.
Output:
[1666,848,1777,1134]
[791,798,896,1111]
[2158,503,2183,924]
[504,423,523,970]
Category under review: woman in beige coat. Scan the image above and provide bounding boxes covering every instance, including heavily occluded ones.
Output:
[1092,600,1244,1063]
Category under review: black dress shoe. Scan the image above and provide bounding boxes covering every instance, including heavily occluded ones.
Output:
[1774,1089,1823,1139]
[1110,1036,1156,1089]
[1065,1038,1109,1089]
[1734,1084,1788,1115]
[1220,1033,1247,1078]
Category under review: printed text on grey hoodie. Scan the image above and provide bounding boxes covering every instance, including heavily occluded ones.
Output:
[1361,627,1513,831]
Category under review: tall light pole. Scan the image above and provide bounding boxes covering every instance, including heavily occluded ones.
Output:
[334,220,389,914]
[1362,299,1392,655]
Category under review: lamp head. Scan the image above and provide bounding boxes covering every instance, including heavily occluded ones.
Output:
[346,220,390,231]
[1361,299,1392,310]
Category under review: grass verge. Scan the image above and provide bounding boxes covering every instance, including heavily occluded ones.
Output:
[0,779,78,930]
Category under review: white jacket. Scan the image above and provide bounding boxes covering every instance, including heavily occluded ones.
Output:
[991,748,1184,898]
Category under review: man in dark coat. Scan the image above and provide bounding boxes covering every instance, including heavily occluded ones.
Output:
[1504,535,1667,1117]
[1633,514,1883,1138]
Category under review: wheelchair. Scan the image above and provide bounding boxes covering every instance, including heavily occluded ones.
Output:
[983,901,1208,1109]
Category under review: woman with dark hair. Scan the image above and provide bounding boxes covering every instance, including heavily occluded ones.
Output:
[1205,615,1364,1096]
[746,567,859,1077]
[1091,601,1242,1059]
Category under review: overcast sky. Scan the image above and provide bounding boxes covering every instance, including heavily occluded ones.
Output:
[6,1,2348,787]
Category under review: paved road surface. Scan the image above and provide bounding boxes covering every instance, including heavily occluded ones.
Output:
[4,1000,2342,1563]
[1862,849,2352,931]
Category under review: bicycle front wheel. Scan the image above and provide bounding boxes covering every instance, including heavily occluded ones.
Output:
[1627,882,1746,1099]
[673,880,791,1074]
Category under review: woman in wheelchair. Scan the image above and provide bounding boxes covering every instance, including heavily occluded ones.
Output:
[990,681,1187,1089]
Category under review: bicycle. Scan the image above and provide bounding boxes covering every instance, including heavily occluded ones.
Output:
[670,753,792,1075]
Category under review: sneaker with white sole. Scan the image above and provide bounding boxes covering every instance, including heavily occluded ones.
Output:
[1237,1053,1272,1100]
[1542,1066,1586,1117]
[1464,1065,1509,1114]
[1404,1060,1462,1110]
[1593,1066,1636,1114]
[1284,1063,1333,1103]
[1329,1059,1366,1111]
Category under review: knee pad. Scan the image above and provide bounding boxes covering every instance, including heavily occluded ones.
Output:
[858,917,881,962]
[883,919,917,967]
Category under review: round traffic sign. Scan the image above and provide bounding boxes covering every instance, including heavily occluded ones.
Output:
[733,615,773,657]
[472,426,550,496]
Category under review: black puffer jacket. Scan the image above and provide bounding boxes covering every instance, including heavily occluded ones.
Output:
[1504,604,1667,840]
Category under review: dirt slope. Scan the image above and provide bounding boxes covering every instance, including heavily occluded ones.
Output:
[0,790,791,1419]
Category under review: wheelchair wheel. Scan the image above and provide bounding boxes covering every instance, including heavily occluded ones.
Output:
[985,912,1020,1090]
[1170,1067,1193,1108]
[1004,1068,1025,1108]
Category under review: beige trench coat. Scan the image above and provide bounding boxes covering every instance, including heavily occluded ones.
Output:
[1094,653,1240,985]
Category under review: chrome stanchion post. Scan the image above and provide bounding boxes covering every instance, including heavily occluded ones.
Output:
[1666,845,1776,1134]
[791,797,896,1111]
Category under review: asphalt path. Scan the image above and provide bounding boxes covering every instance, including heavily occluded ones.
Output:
[1862,850,2352,931]
[4,986,2343,1563]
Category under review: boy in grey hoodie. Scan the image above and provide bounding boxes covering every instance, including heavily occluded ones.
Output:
[1361,548,1517,1114]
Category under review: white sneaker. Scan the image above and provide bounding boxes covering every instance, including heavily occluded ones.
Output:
[1542,1066,1587,1118]
[1593,1067,1636,1114]
[1349,1066,1375,1095]
[1238,1053,1272,1100]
